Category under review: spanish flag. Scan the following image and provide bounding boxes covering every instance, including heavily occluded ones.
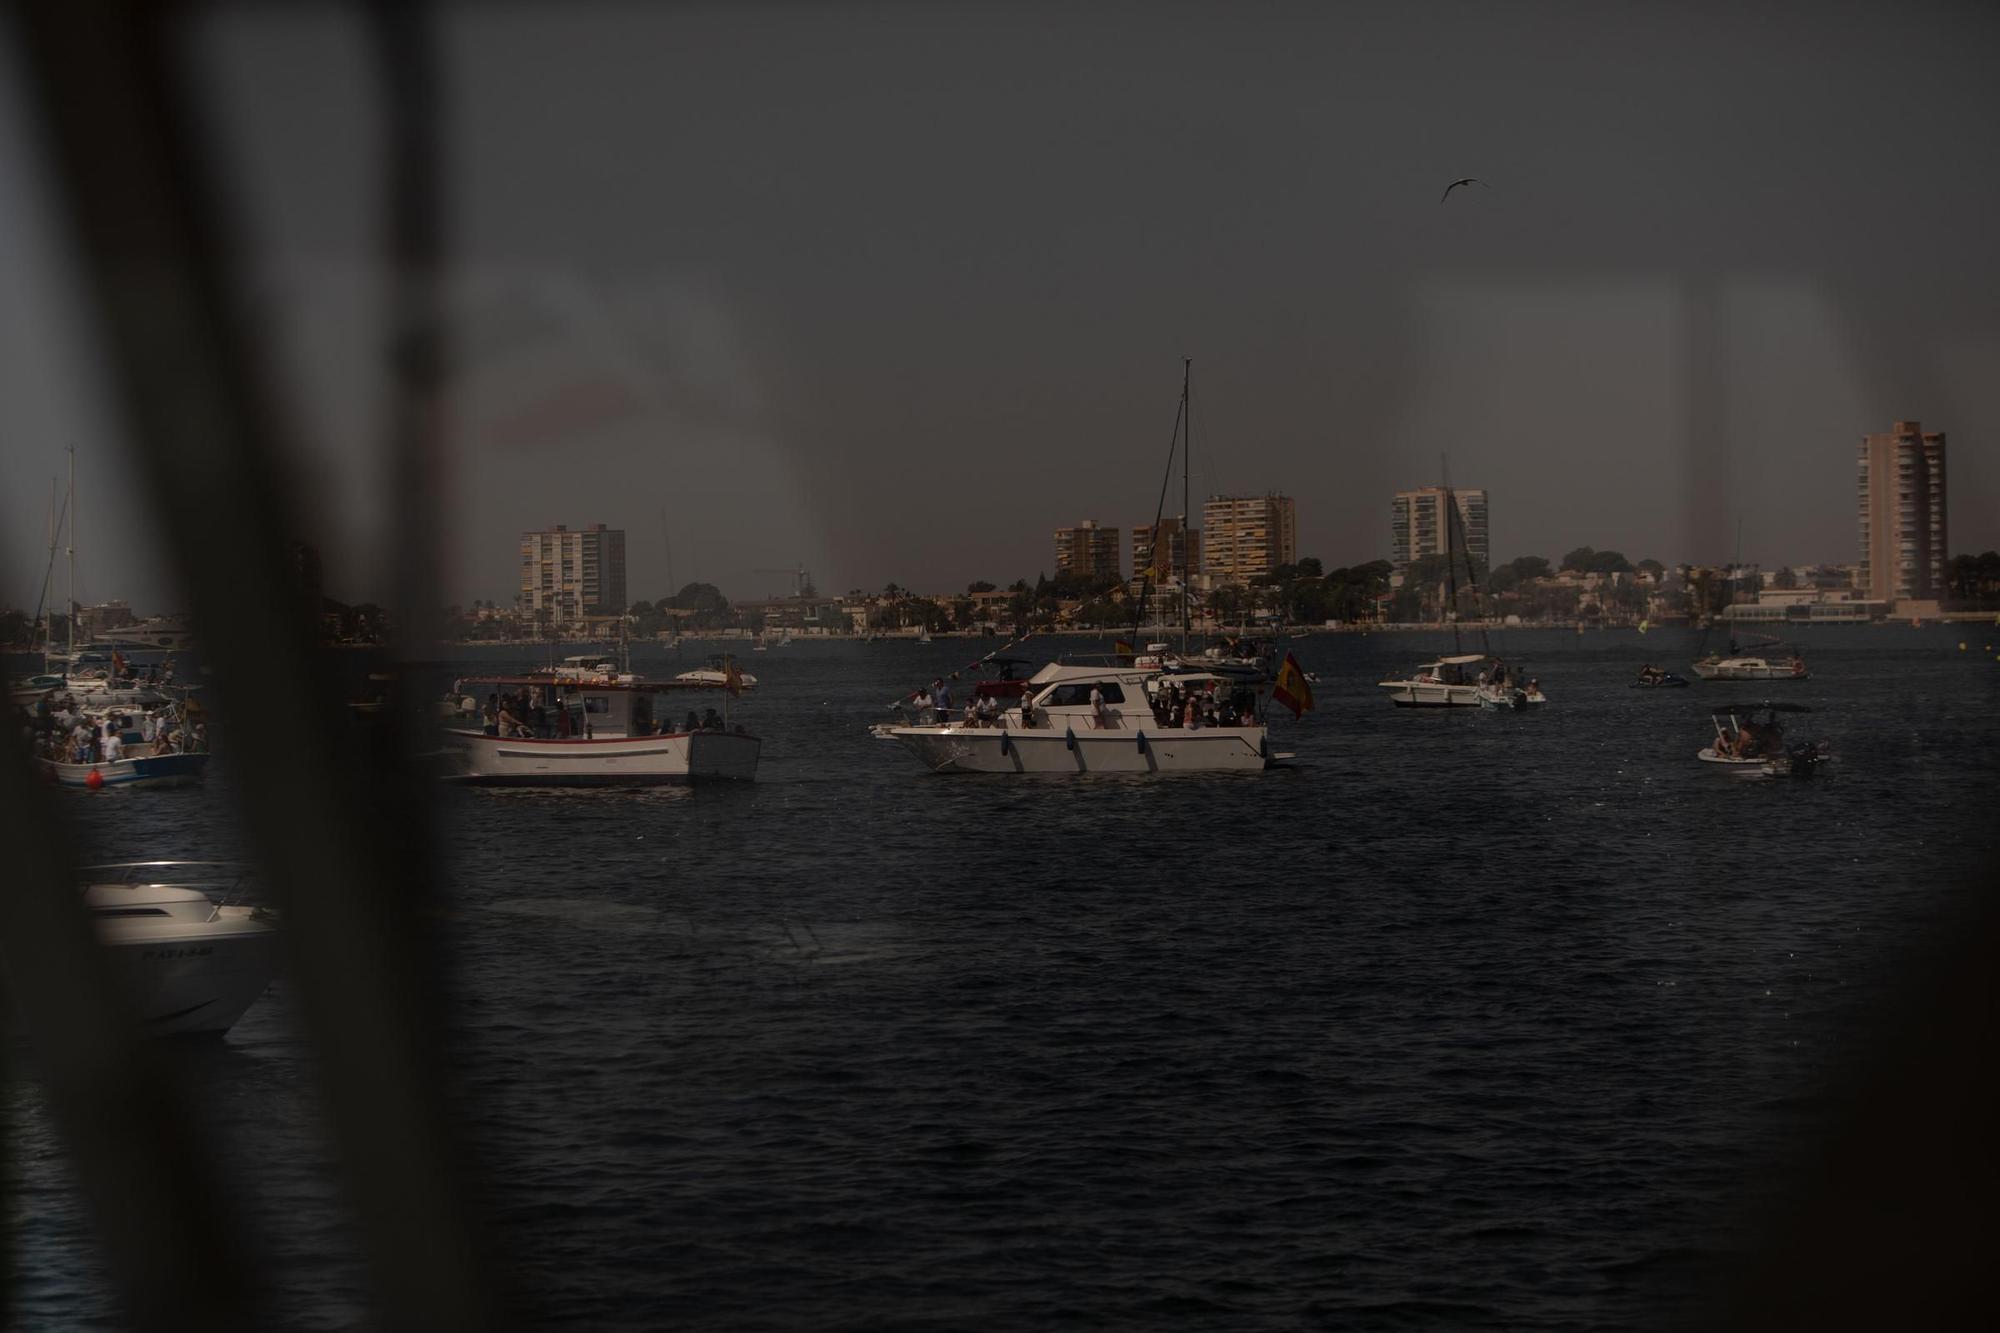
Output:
[723,660,743,696]
[1272,651,1313,718]
[1114,637,1135,661]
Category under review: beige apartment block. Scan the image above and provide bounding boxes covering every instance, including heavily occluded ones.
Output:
[1202,494,1296,582]
[1857,421,1947,604]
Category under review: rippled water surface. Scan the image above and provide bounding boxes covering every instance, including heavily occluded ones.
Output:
[11,627,2000,1328]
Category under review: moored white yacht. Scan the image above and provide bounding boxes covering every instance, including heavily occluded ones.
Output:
[674,654,758,689]
[443,668,759,784]
[81,862,279,1036]
[100,614,197,652]
[1690,649,1809,681]
[1378,653,1525,707]
[874,660,1278,774]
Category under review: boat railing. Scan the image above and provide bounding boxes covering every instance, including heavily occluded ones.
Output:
[76,860,259,917]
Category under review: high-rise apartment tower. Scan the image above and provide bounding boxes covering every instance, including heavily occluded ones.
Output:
[1054,520,1122,580]
[1857,421,1947,604]
[520,523,628,627]
[1202,495,1296,582]
[1390,487,1489,577]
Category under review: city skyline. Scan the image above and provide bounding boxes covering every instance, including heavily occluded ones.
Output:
[2,5,1998,612]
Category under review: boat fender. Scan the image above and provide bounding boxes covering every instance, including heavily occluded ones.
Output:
[1136,730,1148,754]
[1258,736,1268,760]
[86,767,104,790]
[1065,726,1076,751]
[999,731,1011,756]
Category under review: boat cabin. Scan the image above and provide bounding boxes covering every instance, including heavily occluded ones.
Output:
[1415,653,1509,686]
[454,673,736,740]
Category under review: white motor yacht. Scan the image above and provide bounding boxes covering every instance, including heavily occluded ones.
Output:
[674,655,758,689]
[875,660,1279,774]
[1378,653,1535,707]
[81,862,280,1036]
[100,615,197,652]
[1690,651,1809,681]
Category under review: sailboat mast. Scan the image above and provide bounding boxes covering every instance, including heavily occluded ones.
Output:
[66,444,76,658]
[1181,357,1192,650]
[1441,454,1461,656]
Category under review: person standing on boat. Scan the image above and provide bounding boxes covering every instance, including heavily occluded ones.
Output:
[1089,684,1110,729]
[931,678,952,726]
[101,726,124,764]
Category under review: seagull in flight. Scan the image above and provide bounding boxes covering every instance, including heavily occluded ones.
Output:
[1440,177,1489,204]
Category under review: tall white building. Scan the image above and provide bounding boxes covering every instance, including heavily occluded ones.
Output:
[1390,487,1488,577]
[519,523,628,628]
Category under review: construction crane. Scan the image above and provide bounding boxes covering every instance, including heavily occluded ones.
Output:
[752,563,814,598]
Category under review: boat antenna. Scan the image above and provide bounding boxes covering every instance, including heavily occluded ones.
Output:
[660,508,675,602]
[1182,356,1192,653]
[1133,359,1189,651]
[1440,453,1462,657]
[64,444,78,661]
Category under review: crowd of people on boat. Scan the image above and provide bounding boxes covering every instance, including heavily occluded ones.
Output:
[1150,681,1257,729]
[477,688,735,739]
[16,691,205,765]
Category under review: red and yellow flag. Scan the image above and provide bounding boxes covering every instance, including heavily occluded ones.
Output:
[1271,651,1313,718]
[723,660,743,695]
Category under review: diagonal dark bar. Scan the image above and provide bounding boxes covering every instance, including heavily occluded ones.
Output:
[9,4,503,1327]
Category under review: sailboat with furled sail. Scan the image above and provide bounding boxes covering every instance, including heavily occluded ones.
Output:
[875,359,1301,774]
[1377,461,1544,708]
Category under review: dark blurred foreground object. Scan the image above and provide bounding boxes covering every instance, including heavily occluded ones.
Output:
[8,2,506,1328]
[1714,891,1996,1329]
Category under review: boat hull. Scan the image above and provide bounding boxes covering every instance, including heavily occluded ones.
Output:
[440,729,760,784]
[99,913,279,1035]
[1378,680,1483,707]
[1691,661,1808,681]
[41,753,209,789]
[1697,748,1775,778]
[881,723,1270,774]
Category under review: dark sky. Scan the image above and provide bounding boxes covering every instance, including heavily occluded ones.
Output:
[3,1,1997,612]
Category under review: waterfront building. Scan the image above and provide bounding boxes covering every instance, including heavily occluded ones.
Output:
[1202,494,1296,583]
[520,523,628,629]
[1054,520,1121,580]
[1131,516,1201,582]
[1390,487,1489,578]
[1857,420,1947,605]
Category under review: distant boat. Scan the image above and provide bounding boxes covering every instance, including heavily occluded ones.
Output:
[442,667,758,784]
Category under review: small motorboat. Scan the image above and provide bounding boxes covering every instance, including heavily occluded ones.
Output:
[1631,665,1692,688]
[674,655,757,689]
[1697,702,1830,779]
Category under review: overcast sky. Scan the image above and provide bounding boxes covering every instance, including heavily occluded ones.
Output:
[3,1,1997,612]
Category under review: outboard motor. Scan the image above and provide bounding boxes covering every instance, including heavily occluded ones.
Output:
[1782,740,1826,778]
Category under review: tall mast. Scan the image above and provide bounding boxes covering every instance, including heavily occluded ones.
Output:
[66,444,76,657]
[1441,454,1461,656]
[1181,356,1192,651]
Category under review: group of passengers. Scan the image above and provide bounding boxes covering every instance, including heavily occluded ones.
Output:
[1151,682,1255,730]
[957,693,1007,728]
[1714,716,1779,759]
[17,693,201,763]
[484,688,580,740]
[481,688,731,739]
